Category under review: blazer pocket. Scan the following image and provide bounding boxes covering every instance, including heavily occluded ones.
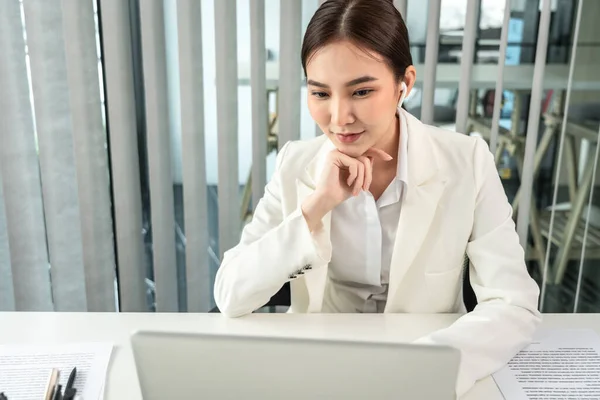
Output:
[423,251,467,275]
[423,266,463,312]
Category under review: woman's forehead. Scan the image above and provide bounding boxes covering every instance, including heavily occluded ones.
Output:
[305,40,393,83]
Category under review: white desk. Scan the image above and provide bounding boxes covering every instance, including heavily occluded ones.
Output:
[239,62,600,91]
[1,313,599,399]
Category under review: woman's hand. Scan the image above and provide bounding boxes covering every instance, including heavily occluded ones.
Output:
[301,148,393,231]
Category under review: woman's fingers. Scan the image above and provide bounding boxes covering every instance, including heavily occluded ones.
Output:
[353,161,365,196]
[346,162,358,186]
[357,156,372,191]
[364,147,393,162]
[333,152,358,187]
[331,149,380,196]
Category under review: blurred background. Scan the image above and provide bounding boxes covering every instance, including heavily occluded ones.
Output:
[1,0,599,314]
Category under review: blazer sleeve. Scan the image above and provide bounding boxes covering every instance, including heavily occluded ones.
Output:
[414,137,542,396]
[214,141,332,317]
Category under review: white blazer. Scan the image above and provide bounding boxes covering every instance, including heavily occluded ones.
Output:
[214,108,541,396]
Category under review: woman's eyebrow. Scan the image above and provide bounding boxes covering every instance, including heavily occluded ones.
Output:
[306,79,329,88]
[306,75,378,88]
[345,76,378,86]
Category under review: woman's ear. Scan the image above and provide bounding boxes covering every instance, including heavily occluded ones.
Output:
[402,65,417,101]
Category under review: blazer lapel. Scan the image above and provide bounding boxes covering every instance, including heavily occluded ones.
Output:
[295,137,334,312]
[386,110,448,307]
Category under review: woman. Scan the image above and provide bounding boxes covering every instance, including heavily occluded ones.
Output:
[215,0,541,395]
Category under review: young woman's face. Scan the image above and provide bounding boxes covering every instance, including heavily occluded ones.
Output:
[306,40,403,158]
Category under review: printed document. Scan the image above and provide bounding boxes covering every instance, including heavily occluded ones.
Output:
[0,342,112,400]
[493,329,600,399]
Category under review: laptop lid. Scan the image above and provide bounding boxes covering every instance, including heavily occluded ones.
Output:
[131,330,460,400]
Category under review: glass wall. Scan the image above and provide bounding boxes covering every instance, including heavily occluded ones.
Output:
[534,0,600,313]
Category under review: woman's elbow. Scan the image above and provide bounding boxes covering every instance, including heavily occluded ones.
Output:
[216,302,251,318]
[214,288,251,318]
[214,270,245,317]
[213,262,258,318]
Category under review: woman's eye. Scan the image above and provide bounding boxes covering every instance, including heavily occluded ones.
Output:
[311,92,329,99]
[354,89,373,97]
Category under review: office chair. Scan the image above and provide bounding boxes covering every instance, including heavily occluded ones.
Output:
[462,256,478,312]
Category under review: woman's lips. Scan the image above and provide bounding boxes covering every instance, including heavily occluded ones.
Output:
[336,131,364,143]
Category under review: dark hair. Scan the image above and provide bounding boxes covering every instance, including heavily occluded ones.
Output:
[301,0,413,83]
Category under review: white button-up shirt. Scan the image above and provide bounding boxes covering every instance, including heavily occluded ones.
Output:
[322,113,408,313]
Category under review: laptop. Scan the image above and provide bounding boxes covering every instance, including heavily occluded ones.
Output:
[131,330,460,400]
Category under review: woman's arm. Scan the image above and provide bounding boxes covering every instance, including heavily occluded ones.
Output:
[414,138,541,396]
[214,142,332,317]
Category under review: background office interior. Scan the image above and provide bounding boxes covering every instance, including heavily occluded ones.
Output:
[1,0,599,314]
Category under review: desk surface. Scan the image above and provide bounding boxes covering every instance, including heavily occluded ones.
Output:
[1,313,599,400]
[240,62,600,91]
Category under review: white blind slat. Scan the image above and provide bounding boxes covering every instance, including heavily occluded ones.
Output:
[394,0,407,18]
[250,0,268,210]
[22,0,87,311]
[0,0,53,311]
[278,0,302,148]
[176,0,210,312]
[61,0,117,312]
[421,0,441,125]
[215,0,240,257]
[0,171,16,311]
[139,0,178,312]
[99,0,147,312]
[314,1,325,137]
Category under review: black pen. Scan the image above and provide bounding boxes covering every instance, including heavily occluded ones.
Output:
[63,367,77,400]
[0,392,8,400]
[51,384,62,400]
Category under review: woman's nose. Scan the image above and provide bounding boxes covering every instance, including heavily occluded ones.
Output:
[330,98,355,127]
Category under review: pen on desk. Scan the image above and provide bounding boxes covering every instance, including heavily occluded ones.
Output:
[44,369,60,400]
[62,367,77,400]
[50,375,62,400]
[51,385,62,400]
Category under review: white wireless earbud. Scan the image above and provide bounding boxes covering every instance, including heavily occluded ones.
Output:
[398,81,408,107]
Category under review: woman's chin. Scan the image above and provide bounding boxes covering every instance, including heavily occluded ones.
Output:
[335,143,369,158]
[325,134,371,157]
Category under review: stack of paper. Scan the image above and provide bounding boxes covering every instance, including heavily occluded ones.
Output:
[493,329,600,399]
[0,342,113,400]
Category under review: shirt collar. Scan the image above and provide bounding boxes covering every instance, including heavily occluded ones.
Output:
[396,108,409,186]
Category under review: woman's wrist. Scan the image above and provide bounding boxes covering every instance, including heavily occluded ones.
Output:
[301,192,335,232]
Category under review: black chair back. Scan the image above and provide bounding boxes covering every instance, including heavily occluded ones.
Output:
[462,256,478,312]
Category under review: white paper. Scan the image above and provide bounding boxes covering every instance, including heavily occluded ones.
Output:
[493,329,600,399]
[0,343,112,400]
